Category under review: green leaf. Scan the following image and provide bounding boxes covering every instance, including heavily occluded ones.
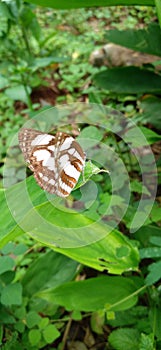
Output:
[149,236,161,247]
[155,0,161,30]
[0,256,14,274]
[139,333,154,350]
[13,243,28,256]
[55,229,139,274]
[30,56,67,72]
[1,176,139,274]
[0,75,9,89]
[42,324,60,343]
[0,196,34,245]
[150,205,161,222]
[20,7,42,41]
[72,310,82,321]
[134,225,161,245]
[14,321,25,333]
[0,271,15,285]
[1,159,106,247]
[22,251,78,297]
[80,126,103,142]
[108,327,140,350]
[94,67,161,94]
[130,181,150,195]
[105,23,161,56]
[39,317,49,330]
[137,96,161,129]
[25,0,154,9]
[149,306,161,341]
[1,177,139,273]
[1,242,15,254]
[1,283,22,306]
[37,276,138,312]
[145,261,161,286]
[28,329,41,346]
[0,2,12,19]
[26,311,41,328]
[0,306,15,324]
[75,160,109,190]
[5,85,31,103]
[108,305,149,328]
[139,127,161,143]
[140,247,161,259]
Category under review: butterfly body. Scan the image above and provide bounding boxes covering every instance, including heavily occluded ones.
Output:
[18,128,85,197]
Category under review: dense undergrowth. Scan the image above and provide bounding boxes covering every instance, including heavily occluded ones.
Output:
[0,2,161,349]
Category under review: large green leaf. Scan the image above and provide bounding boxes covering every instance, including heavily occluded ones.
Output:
[22,251,78,297]
[105,23,161,56]
[0,176,139,274]
[25,0,154,9]
[54,230,139,274]
[37,276,139,312]
[94,67,161,94]
[135,96,161,129]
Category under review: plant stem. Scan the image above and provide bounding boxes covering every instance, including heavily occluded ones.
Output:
[21,25,32,55]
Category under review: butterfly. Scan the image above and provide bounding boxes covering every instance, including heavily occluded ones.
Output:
[18,128,85,197]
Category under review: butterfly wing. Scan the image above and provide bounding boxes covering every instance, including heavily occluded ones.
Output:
[18,128,58,194]
[18,128,85,197]
[56,132,85,197]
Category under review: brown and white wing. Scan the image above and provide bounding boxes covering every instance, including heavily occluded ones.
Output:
[18,128,85,197]
[18,128,57,194]
[55,132,85,197]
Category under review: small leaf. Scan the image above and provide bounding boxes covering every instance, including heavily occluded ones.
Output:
[80,126,103,143]
[91,311,104,334]
[42,324,60,343]
[109,327,140,350]
[30,56,67,72]
[149,236,161,247]
[0,75,9,89]
[150,206,161,222]
[139,333,154,350]
[26,311,41,328]
[75,160,109,190]
[13,243,28,255]
[0,256,14,275]
[140,247,161,259]
[72,310,82,321]
[1,283,22,306]
[5,85,31,103]
[28,329,41,346]
[145,261,161,286]
[39,317,49,330]
[130,181,150,195]
[15,321,25,333]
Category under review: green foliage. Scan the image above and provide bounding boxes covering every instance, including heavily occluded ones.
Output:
[0,0,67,110]
[0,247,77,348]
[94,66,161,94]
[0,1,161,349]
[108,328,140,350]
[105,23,161,56]
[25,0,155,9]
[37,276,139,312]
